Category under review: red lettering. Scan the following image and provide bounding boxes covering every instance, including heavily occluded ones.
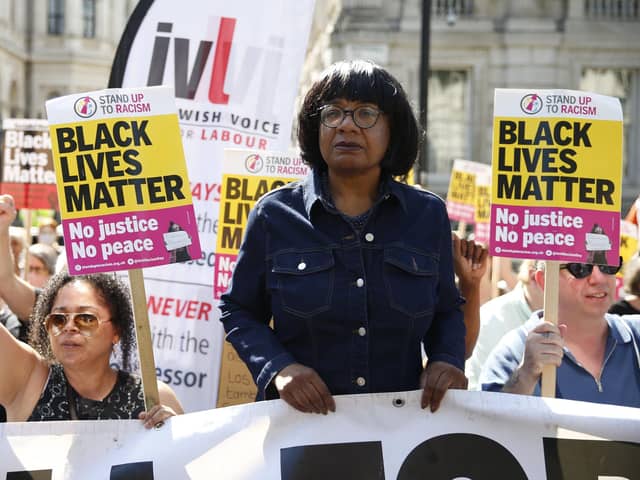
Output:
[191,182,221,201]
[147,295,162,315]
[208,17,236,104]
[186,300,197,319]
[191,182,201,200]
[198,302,212,321]
[161,297,175,316]
[175,299,188,317]
[206,183,220,201]
[175,299,198,318]
[146,295,212,320]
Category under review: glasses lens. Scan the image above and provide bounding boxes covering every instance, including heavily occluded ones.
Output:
[45,312,100,336]
[75,313,99,330]
[564,260,622,278]
[320,106,343,127]
[354,107,379,128]
[45,313,67,334]
[565,263,593,279]
[599,264,622,275]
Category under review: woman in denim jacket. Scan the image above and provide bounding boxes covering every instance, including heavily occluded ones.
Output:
[219,60,467,414]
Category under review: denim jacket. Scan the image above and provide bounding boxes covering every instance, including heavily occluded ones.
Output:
[219,170,465,400]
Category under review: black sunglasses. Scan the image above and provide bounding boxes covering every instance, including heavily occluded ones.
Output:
[559,256,622,279]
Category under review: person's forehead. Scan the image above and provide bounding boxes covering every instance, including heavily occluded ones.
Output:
[29,256,46,266]
[56,280,103,303]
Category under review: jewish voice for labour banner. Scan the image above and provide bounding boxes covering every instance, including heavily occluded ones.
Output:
[113,0,315,288]
[490,89,623,263]
[45,86,201,274]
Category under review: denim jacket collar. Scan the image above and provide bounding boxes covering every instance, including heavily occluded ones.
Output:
[302,169,409,218]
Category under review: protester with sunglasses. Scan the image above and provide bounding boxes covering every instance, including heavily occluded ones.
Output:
[479,258,640,407]
[0,194,183,426]
[220,60,468,415]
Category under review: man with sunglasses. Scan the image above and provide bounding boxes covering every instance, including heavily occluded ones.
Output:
[479,257,640,408]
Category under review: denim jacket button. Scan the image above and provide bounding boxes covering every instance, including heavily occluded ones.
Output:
[356,278,364,287]
[297,261,307,271]
[357,327,367,336]
[364,232,374,242]
[356,376,366,387]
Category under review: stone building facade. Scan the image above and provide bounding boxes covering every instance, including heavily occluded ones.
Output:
[0,0,135,121]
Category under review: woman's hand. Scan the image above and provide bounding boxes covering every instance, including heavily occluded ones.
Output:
[274,363,336,414]
[138,403,178,429]
[420,361,468,412]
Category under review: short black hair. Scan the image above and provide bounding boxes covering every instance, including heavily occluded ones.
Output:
[29,272,137,371]
[297,59,421,176]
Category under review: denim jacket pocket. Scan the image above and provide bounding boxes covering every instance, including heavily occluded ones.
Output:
[383,246,438,318]
[272,250,334,317]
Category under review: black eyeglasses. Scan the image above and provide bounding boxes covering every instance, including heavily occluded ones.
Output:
[319,105,382,129]
[559,257,622,279]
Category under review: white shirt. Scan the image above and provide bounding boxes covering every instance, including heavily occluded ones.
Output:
[465,282,532,390]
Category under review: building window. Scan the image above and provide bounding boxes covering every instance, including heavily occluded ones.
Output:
[83,0,96,38]
[584,0,639,20]
[426,70,470,174]
[580,68,639,181]
[47,0,65,35]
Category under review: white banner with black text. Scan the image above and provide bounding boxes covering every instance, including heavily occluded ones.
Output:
[2,390,639,479]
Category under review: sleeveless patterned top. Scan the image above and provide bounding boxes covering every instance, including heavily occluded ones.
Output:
[28,364,145,421]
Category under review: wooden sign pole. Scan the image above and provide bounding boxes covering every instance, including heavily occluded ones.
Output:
[127,268,160,409]
[540,260,560,397]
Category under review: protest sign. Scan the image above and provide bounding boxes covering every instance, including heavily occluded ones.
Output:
[2,390,639,479]
[474,167,491,245]
[490,89,623,396]
[215,148,310,407]
[109,0,314,411]
[0,119,56,210]
[446,159,490,226]
[620,219,639,265]
[616,219,640,299]
[446,159,491,245]
[46,85,201,407]
[625,194,640,226]
[45,86,201,274]
[490,89,623,265]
